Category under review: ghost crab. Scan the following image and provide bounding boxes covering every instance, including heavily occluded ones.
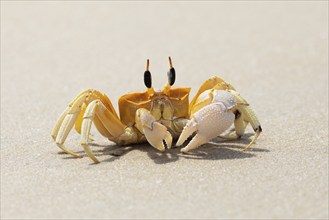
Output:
[51,57,262,163]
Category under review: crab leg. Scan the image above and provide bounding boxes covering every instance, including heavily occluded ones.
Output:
[224,120,248,136]
[55,112,82,158]
[228,90,262,151]
[52,90,95,141]
[239,105,262,151]
[80,101,100,163]
[53,90,96,158]
[93,115,113,138]
[75,92,119,134]
[74,103,87,135]
[81,100,127,163]
[51,89,123,158]
[52,91,97,157]
[73,104,95,142]
[51,106,70,141]
[52,89,119,139]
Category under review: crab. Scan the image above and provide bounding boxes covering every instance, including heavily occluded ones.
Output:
[51,57,262,163]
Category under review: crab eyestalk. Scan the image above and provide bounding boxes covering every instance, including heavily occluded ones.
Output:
[144,59,155,96]
[168,56,176,86]
[163,56,176,95]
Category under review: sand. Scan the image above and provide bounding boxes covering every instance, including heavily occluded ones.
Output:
[1,1,328,219]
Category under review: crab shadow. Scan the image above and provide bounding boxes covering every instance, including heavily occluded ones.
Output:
[60,133,268,165]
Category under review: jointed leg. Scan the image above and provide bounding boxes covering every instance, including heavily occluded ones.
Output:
[80,100,125,163]
[51,106,70,141]
[228,90,262,151]
[52,91,97,157]
[55,111,82,158]
[52,90,102,157]
[81,99,142,163]
[225,120,248,135]
[74,103,86,135]
[52,89,98,141]
[51,89,124,159]
[240,105,262,151]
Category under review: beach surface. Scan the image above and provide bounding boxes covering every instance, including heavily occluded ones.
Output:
[1,2,328,219]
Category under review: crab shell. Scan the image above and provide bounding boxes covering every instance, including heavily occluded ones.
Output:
[118,86,190,127]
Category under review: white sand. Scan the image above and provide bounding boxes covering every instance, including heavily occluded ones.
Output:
[1,2,328,219]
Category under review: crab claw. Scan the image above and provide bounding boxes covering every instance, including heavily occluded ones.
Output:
[135,108,173,151]
[177,91,236,153]
[135,108,172,151]
[176,118,209,152]
[143,122,173,151]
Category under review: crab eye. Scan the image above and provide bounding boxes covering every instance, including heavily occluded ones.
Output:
[167,68,175,86]
[144,70,152,88]
[144,59,152,88]
[167,56,176,86]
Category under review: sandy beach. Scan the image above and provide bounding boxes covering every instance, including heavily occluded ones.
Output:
[1,1,328,219]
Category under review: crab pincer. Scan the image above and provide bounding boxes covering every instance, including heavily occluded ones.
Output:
[135,108,173,151]
[176,90,237,153]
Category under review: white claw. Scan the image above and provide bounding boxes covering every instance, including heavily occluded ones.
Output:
[180,134,208,153]
[176,118,198,146]
[178,91,236,153]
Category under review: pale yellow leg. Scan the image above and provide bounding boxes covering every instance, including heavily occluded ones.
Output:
[74,104,94,142]
[80,101,101,163]
[52,89,123,158]
[52,92,91,157]
[51,107,70,141]
[189,76,236,115]
[239,105,262,151]
[52,90,94,142]
[226,120,248,135]
[80,100,127,163]
[243,130,261,151]
[93,115,113,138]
[74,103,86,135]
[229,90,262,151]
[55,112,82,158]
[96,104,126,138]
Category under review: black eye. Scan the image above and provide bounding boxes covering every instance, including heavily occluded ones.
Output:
[144,70,152,88]
[167,68,175,86]
[144,59,152,88]
[167,56,176,86]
